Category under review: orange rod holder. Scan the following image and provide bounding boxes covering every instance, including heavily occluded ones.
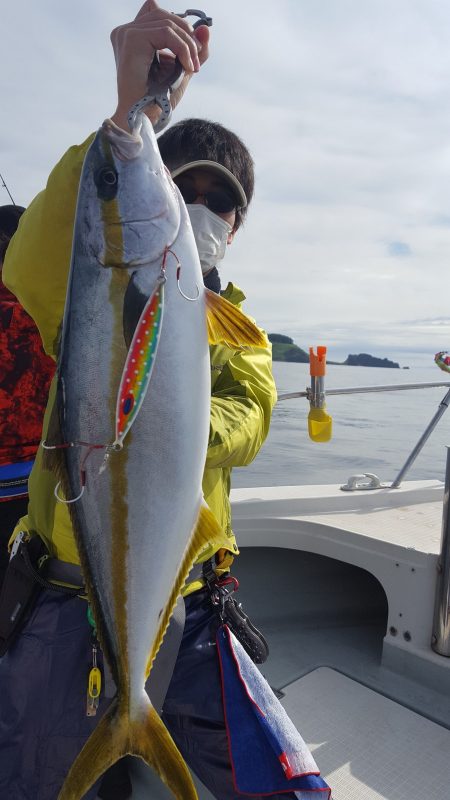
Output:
[309,345,327,379]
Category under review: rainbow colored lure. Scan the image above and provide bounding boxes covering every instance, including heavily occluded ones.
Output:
[435,351,450,374]
[115,280,165,446]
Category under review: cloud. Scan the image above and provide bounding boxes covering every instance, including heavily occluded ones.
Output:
[2,1,450,365]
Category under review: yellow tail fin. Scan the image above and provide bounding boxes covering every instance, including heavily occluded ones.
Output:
[205,288,267,348]
[57,695,197,800]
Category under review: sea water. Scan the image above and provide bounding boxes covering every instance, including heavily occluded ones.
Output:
[233,362,450,488]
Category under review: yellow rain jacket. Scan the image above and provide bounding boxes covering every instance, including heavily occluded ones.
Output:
[3,135,277,595]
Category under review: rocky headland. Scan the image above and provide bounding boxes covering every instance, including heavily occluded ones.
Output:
[268,334,401,368]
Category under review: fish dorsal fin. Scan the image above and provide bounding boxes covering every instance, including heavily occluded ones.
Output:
[204,288,267,349]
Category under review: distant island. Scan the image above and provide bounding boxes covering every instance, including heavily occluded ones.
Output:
[268,334,401,369]
[343,353,400,368]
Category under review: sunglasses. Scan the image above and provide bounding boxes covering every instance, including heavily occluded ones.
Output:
[174,182,238,215]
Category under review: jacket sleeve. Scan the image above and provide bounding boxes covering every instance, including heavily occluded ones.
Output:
[2,134,95,357]
[206,341,277,469]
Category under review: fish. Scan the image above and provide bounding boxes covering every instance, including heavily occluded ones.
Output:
[45,112,266,800]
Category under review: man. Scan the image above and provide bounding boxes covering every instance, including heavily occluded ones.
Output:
[0,205,55,586]
[0,4,285,799]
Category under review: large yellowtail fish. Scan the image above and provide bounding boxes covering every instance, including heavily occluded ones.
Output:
[48,111,265,800]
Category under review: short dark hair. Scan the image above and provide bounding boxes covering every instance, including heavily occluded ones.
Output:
[0,204,25,264]
[157,118,254,231]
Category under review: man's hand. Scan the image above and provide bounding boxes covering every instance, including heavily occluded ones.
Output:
[110,1,210,131]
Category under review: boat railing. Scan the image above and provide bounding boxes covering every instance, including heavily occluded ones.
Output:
[277,380,450,489]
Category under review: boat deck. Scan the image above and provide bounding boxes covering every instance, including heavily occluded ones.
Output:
[121,480,450,799]
[284,667,450,800]
[231,481,446,658]
[231,480,444,554]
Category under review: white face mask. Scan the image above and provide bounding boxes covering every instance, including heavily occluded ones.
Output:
[187,204,232,275]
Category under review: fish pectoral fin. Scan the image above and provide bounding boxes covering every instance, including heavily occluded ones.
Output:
[205,288,267,348]
[57,695,197,800]
[147,502,226,675]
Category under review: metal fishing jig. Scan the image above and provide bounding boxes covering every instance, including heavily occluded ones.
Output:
[114,264,168,448]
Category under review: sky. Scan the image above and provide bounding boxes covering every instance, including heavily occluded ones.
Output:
[2,0,450,367]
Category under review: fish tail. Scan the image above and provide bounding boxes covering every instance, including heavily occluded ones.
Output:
[57,695,198,800]
[130,699,198,799]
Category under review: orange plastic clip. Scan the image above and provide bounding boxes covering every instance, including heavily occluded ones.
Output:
[309,346,327,376]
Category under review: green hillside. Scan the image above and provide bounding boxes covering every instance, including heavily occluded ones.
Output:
[270,341,309,363]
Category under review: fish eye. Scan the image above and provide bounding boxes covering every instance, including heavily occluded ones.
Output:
[95,165,119,200]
